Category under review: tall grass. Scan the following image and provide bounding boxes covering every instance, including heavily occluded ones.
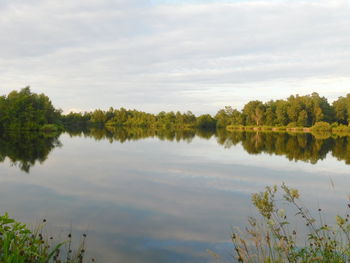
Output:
[0,213,89,263]
[233,184,350,263]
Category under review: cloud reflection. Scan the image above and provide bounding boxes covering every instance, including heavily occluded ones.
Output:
[0,133,350,262]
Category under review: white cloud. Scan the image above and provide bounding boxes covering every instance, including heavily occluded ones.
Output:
[0,0,349,114]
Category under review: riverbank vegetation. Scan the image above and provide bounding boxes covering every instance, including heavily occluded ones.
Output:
[60,91,350,133]
[62,108,217,130]
[3,87,350,171]
[0,88,63,131]
[233,184,350,263]
[64,92,348,131]
[2,88,350,133]
[0,213,87,263]
[218,92,350,133]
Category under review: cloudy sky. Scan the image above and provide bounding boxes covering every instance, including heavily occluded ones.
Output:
[0,0,349,114]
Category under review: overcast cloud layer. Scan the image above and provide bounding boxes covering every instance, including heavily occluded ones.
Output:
[0,0,349,114]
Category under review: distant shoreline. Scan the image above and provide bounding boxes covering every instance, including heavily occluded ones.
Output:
[226,124,350,136]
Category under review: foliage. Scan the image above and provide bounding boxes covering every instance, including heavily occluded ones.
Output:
[0,87,62,131]
[216,92,341,128]
[233,184,350,263]
[0,213,87,263]
[61,112,90,130]
[272,126,287,131]
[62,108,200,130]
[40,124,61,133]
[196,114,216,129]
[216,106,244,128]
[3,88,350,133]
[286,122,298,128]
[332,125,350,133]
[332,95,350,125]
[311,122,332,131]
[243,101,265,126]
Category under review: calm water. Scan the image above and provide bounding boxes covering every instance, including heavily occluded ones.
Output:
[0,130,350,262]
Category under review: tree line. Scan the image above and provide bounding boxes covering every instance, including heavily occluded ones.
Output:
[62,108,217,130]
[216,92,350,128]
[2,88,350,131]
[65,92,350,130]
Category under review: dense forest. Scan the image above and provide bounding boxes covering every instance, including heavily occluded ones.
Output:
[2,88,350,132]
[0,87,62,131]
[215,92,350,128]
[63,91,350,131]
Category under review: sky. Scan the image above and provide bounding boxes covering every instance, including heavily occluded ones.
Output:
[0,0,349,114]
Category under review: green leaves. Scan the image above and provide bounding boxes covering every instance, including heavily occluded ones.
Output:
[251,186,277,220]
[234,184,350,263]
[0,87,62,132]
[0,213,87,263]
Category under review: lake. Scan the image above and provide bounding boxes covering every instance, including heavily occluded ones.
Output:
[0,130,350,262]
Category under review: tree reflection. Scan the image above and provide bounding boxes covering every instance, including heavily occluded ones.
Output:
[332,136,350,164]
[0,132,62,172]
[3,128,350,172]
[216,131,335,164]
[68,127,200,144]
[72,128,350,165]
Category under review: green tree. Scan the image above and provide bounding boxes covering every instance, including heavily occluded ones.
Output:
[243,100,266,126]
[0,87,62,131]
[196,114,216,129]
[232,109,244,125]
[333,96,349,125]
[264,101,277,126]
[275,100,289,126]
[297,110,308,127]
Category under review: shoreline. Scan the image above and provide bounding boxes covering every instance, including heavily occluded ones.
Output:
[226,125,350,136]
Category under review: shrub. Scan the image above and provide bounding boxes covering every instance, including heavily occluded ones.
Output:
[233,184,350,263]
[311,121,331,131]
[40,124,61,133]
[272,126,287,131]
[226,125,244,131]
[286,122,297,128]
[196,114,216,129]
[331,122,339,128]
[332,124,350,133]
[311,131,332,140]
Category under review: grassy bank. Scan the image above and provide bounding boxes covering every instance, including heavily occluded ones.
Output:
[227,122,350,136]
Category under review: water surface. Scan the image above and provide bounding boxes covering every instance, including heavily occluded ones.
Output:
[0,130,350,262]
